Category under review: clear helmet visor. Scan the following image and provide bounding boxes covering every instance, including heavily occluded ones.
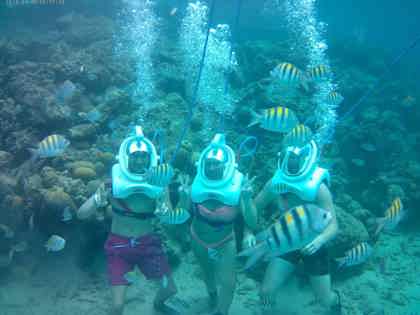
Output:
[202,148,228,181]
[278,145,312,176]
[126,140,151,175]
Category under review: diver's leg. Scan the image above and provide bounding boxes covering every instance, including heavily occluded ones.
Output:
[110,285,127,315]
[260,257,295,315]
[191,237,218,306]
[309,275,340,312]
[213,240,237,315]
[153,276,179,315]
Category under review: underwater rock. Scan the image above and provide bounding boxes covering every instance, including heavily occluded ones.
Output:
[72,167,97,181]
[69,123,97,140]
[0,174,17,197]
[41,166,60,189]
[94,162,106,176]
[96,151,115,166]
[41,187,76,211]
[0,151,13,170]
[328,206,370,256]
[1,193,25,231]
[86,180,102,196]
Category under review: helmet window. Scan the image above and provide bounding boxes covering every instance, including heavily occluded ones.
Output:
[279,144,312,176]
[126,140,151,175]
[202,148,228,181]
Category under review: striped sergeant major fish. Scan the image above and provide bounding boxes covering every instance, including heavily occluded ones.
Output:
[270,62,309,91]
[306,65,330,81]
[156,207,191,225]
[375,197,405,236]
[238,204,332,270]
[335,242,373,269]
[248,106,299,133]
[326,91,344,106]
[29,134,70,160]
[282,124,313,148]
[146,163,174,187]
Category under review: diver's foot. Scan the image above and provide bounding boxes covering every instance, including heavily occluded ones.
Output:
[208,291,218,308]
[329,290,342,315]
[153,300,180,315]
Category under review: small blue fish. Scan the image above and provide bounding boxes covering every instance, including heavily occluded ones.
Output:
[29,134,70,159]
[61,206,73,222]
[55,80,77,104]
[45,235,66,252]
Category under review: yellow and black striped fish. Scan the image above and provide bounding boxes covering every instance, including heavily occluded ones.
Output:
[248,106,299,133]
[270,62,306,84]
[282,124,313,148]
[147,163,174,187]
[336,242,373,268]
[375,197,405,235]
[30,134,70,159]
[307,65,330,81]
[326,91,344,105]
[238,204,332,270]
[157,207,191,225]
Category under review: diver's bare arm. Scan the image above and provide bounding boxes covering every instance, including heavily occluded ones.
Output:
[77,196,99,220]
[77,183,109,220]
[240,194,258,232]
[254,180,276,217]
[315,183,338,243]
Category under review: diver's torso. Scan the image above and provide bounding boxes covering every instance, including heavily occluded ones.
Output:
[111,193,156,237]
[192,199,238,244]
[277,192,312,215]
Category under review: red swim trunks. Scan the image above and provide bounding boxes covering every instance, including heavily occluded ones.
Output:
[104,233,171,286]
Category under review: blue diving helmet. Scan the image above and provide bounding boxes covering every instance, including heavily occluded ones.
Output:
[112,126,163,199]
[191,134,243,206]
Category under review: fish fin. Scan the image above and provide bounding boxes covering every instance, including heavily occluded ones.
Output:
[237,242,268,271]
[335,257,346,269]
[374,217,387,236]
[330,258,341,273]
[247,110,260,128]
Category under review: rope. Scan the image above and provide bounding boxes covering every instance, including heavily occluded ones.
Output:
[339,34,420,123]
[169,0,217,164]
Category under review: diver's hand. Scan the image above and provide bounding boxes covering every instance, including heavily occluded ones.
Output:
[177,174,190,194]
[93,183,108,208]
[242,233,257,249]
[154,198,170,216]
[301,236,325,256]
[241,174,256,198]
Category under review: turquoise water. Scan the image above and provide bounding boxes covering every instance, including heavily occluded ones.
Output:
[0,1,419,315]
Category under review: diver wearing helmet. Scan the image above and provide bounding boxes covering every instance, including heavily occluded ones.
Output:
[255,140,341,315]
[177,134,258,315]
[77,127,180,315]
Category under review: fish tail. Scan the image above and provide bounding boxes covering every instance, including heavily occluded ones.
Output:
[374,217,387,236]
[335,257,346,269]
[247,110,260,128]
[237,242,268,271]
[330,258,342,273]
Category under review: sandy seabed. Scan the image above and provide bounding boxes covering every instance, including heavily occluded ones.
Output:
[1,232,420,315]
